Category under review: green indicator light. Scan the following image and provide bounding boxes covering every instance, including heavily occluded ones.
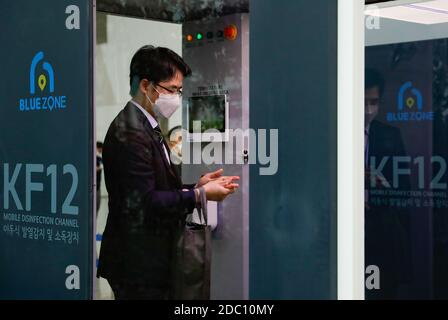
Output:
[196,33,203,40]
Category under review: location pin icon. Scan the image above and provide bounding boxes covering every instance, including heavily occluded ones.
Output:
[38,74,47,91]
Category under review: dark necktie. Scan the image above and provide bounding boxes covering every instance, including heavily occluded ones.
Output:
[153,125,164,144]
[154,126,172,167]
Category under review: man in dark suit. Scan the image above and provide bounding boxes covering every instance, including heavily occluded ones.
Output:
[97,46,239,299]
[364,68,411,299]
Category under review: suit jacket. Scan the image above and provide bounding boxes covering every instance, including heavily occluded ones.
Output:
[97,102,196,290]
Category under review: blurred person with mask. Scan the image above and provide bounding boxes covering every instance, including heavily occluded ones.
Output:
[96,141,103,215]
[167,125,183,167]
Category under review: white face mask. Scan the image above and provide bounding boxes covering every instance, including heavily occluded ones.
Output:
[146,84,181,119]
[172,142,182,157]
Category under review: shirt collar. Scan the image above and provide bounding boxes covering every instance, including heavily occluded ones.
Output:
[130,100,159,129]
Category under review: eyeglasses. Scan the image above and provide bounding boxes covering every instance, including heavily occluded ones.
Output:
[156,83,183,97]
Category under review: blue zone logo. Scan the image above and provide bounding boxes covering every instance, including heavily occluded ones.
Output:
[19,52,67,112]
[387,81,433,122]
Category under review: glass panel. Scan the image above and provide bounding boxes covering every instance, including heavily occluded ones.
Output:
[365,0,448,299]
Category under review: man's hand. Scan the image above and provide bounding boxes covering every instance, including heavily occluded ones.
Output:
[196,169,224,188]
[202,175,240,202]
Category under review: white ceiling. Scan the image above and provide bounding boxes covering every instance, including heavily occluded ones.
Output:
[365,0,448,24]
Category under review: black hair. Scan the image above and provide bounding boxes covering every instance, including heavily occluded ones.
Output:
[96,141,103,149]
[129,45,192,95]
[365,68,385,96]
[167,125,182,140]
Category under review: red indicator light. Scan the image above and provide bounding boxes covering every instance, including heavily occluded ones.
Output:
[186,34,193,42]
[224,25,238,40]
